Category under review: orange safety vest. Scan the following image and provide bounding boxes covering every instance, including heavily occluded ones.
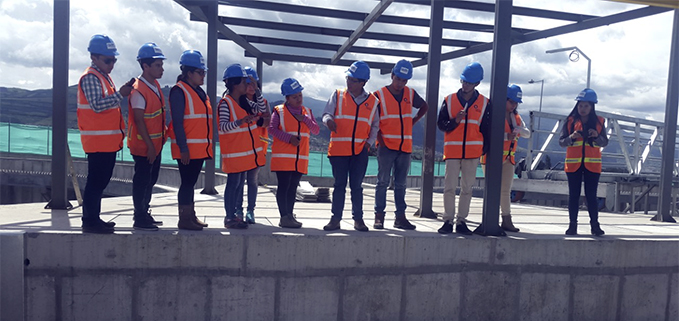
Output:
[271,104,311,174]
[77,67,125,153]
[375,86,414,153]
[168,81,213,160]
[127,78,166,157]
[218,95,265,173]
[564,116,605,173]
[328,89,378,156]
[443,93,488,160]
[480,113,523,165]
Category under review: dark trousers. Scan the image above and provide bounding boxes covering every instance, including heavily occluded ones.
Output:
[275,171,303,217]
[132,154,161,221]
[329,147,369,220]
[177,159,204,206]
[224,171,247,219]
[82,152,117,224]
[566,167,601,223]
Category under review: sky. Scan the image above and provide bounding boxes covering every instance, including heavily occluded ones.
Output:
[0,0,676,123]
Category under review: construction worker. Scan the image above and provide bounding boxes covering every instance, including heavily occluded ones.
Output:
[78,34,134,234]
[373,59,428,230]
[322,61,379,232]
[480,84,530,233]
[169,50,212,231]
[127,42,167,231]
[218,64,266,229]
[437,62,491,235]
[269,78,319,228]
[559,88,608,236]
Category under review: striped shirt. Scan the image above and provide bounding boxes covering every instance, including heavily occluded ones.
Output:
[218,89,268,132]
[79,63,123,113]
[268,104,320,143]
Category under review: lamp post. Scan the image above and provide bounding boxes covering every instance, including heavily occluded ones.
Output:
[546,46,591,88]
[528,79,544,150]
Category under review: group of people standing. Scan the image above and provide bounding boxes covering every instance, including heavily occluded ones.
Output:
[77,34,608,237]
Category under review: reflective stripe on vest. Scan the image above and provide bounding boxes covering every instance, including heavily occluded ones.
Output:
[271,104,311,174]
[76,67,125,153]
[127,78,166,157]
[168,81,213,160]
[218,95,263,173]
[480,113,523,165]
[328,90,378,156]
[564,116,605,173]
[443,93,487,160]
[376,86,414,153]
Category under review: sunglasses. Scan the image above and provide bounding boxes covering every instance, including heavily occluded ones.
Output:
[460,80,479,86]
[193,69,206,76]
[101,57,117,65]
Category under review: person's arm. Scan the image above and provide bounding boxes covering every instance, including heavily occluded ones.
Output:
[437,100,458,132]
[267,109,294,143]
[593,119,609,148]
[130,89,156,162]
[558,119,574,147]
[322,91,338,132]
[80,74,123,113]
[412,91,429,124]
[515,114,531,139]
[218,97,243,132]
[169,87,188,153]
[302,109,320,135]
[366,107,380,146]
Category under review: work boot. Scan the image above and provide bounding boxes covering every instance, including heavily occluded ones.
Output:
[565,221,578,235]
[590,222,605,236]
[178,205,203,231]
[354,219,369,232]
[323,218,341,231]
[394,216,416,230]
[245,210,256,224]
[190,203,208,227]
[455,221,473,235]
[374,212,385,229]
[279,215,302,228]
[501,215,520,232]
[437,221,453,234]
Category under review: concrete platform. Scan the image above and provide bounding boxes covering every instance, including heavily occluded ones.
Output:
[1,184,678,321]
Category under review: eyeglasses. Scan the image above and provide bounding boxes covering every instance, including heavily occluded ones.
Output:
[460,80,479,86]
[102,57,117,65]
[193,69,206,76]
[346,76,364,84]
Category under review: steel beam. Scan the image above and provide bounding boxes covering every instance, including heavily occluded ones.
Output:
[414,0,442,219]
[50,0,70,210]
[201,0,219,195]
[331,0,394,64]
[243,51,395,70]
[654,9,679,222]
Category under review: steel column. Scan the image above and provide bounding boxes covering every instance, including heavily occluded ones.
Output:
[415,0,443,219]
[474,0,513,236]
[201,0,219,195]
[256,58,263,89]
[50,0,70,209]
[654,9,679,222]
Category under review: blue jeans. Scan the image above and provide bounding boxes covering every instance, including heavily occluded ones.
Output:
[374,146,410,217]
[236,167,260,212]
[329,147,369,220]
[224,171,246,219]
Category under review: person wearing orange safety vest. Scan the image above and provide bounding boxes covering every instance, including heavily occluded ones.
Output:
[373,59,428,231]
[479,85,530,233]
[127,42,167,231]
[269,78,320,228]
[436,62,491,236]
[218,64,267,229]
[322,61,380,232]
[78,34,134,234]
[559,88,608,236]
[169,50,212,231]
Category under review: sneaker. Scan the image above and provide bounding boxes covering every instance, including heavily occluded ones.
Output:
[133,220,159,231]
[82,221,114,234]
[590,222,605,236]
[374,212,385,229]
[323,218,341,231]
[455,221,473,235]
[394,217,416,230]
[245,210,256,224]
[353,219,369,232]
[438,221,453,234]
[224,217,248,229]
[279,215,302,228]
[566,222,578,235]
[146,209,163,226]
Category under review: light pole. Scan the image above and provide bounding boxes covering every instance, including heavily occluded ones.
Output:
[528,79,544,150]
[546,46,591,88]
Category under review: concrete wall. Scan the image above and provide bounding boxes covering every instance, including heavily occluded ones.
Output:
[18,232,679,321]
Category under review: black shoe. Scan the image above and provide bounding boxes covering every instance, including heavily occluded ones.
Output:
[100,219,116,228]
[394,217,416,230]
[279,215,302,228]
[455,221,473,235]
[224,217,249,229]
[146,209,163,226]
[323,219,341,231]
[438,221,453,234]
[566,222,578,235]
[133,220,159,231]
[82,221,114,234]
[590,222,605,236]
[374,212,385,229]
[354,219,369,232]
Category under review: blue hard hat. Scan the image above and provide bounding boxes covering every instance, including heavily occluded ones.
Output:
[136,42,166,60]
[392,59,413,80]
[575,88,598,104]
[223,64,247,80]
[460,62,483,83]
[179,50,207,70]
[346,61,371,80]
[244,66,259,83]
[88,34,119,56]
[281,78,304,96]
[507,84,523,103]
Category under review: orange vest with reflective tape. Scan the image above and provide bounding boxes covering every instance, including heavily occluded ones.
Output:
[375,86,414,153]
[564,116,605,173]
[443,93,487,160]
[480,113,522,165]
[328,90,378,156]
[168,81,213,160]
[77,67,125,153]
[127,78,166,157]
[271,104,311,174]
[218,95,265,173]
